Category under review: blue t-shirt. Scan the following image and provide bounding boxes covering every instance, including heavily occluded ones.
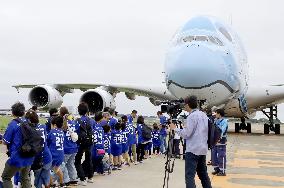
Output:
[111,129,122,145]
[47,128,64,161]
[127,114,133,124]
[109,117,118,130]
[159,115,168,125]
[160,127,167,137]
[137,124,144,144]
[152,130,161,147]
[5,118,35,168]
[92,122,105,158]
[103,132,111,154]
[121,127,129,144]
[35,124,52,165]
[63,119,78,154]
[127,123,137,145]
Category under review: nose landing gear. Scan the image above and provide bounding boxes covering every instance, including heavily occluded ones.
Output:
[261,106,280,135]
[235,117,251,133]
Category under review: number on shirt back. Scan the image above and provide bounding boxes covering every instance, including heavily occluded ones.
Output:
[56,136,64,150]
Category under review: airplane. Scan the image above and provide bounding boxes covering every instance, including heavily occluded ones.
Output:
[13,15,284,134]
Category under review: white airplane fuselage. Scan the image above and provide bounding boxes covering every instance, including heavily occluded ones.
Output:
[165,16,249,117]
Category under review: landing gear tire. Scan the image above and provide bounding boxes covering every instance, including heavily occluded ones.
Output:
[275,124,280,135]
[247,123,251,133]
[235,123,240,133]
[264,123,269,134]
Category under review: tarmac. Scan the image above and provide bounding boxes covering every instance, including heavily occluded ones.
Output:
[0,123,284,188]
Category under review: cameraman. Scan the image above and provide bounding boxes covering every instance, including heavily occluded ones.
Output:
[157,111,167,154]
[170,96,212,188]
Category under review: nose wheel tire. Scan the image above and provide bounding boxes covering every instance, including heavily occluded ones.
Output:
[235,123,240,133]
[275,124,280,135]
[264,123,269,134]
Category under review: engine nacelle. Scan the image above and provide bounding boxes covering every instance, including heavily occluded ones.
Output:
[80,88,116,114]
[29,85,63,109]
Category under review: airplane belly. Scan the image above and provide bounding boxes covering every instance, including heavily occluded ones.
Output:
[168,82,233,106]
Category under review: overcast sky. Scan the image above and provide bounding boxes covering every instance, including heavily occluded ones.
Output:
[1,0,284,120]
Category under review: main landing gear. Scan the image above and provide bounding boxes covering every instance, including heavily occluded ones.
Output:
[261,106,280,135]
[235,117,251,133]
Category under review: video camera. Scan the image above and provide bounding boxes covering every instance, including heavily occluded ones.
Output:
[161,99,184,119]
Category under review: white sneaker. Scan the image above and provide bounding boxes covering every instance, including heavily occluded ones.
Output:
[87,178,94,183]
[78,180,87,186]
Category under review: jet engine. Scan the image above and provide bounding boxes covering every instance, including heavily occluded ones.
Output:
[80,88,116,114]
[29,85,63,109]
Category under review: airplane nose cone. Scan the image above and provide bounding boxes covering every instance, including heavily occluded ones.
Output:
[166,45,238,91]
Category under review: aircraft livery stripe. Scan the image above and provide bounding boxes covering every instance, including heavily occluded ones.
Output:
[168,80,235,93]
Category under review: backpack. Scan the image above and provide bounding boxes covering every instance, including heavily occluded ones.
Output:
[207,118,222,149]
[77,118,94,148]
[15,119,44,158]
[142,124,152,140]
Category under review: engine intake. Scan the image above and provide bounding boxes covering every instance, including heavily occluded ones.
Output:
[28,85,63,109]
[80,88,116,114]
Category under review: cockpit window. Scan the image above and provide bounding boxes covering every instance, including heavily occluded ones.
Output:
[214,37,224,46]
[182,35,224,46]
[183,36,194,42]
[195,36,208,42]
[219,27,232,42]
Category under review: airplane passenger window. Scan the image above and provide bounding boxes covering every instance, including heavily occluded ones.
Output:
[183,36,194,42]
[219,27,232,42]
[214,37,224,46]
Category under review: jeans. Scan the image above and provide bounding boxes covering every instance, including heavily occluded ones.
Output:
[185,152,212,188]
[62,153,77,183]
[159,136,167,153]
[213,145,226,172]
[75,147,93,181]
[92,156,104,174]
[34,162,52,188]
[128,144,137,162]
[1,162,31,188]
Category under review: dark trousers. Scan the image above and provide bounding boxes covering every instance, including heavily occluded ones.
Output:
[185,152,212,188]
[137,143,145,161]
[173,139,181,156]
[75,147,93,181]
[1,162,31,188]
[212,145,226,172]
[153,146,160,154]
[92,156,104,174]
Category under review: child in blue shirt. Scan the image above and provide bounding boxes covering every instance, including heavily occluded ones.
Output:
[60,107,78,186]
[47,116,65,187]
[121,115,130,166]
[92,112,105,175]
[152,123,161,155]
[24,110,52,188]
[111,123,122,170]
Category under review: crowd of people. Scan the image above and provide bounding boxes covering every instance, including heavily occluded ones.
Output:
[0,102,171,188]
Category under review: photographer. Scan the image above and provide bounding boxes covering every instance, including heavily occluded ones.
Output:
[157,111,168,154]
[170,96,212,188]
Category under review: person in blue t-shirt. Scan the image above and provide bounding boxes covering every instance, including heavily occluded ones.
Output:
[127,110,137,124]
[1,103,34,188]
[108,109,118,130]
[157,111,168,154]
[92,112,105,175]
[127,118,138,165]
[47,116,65,187]
[136,116,146,163]
[103,125,111,155]
[152,123,161,155]
[121,116,130,166]
[25,110,52,188]
[74,103,94,186]
[45,108,58,134]
[111,123,122,170]
[212,109,228,176]
[60,107,78,186]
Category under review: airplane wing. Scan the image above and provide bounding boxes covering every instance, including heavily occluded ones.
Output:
[13,83,178,102]
[246,85,284,111]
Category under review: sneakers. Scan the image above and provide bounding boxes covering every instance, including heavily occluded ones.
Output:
[207,161,212,165]
[134,162,139,165]
[212,170,220,175]
[78,180,87,186]
[87,178,94,183]
[216,172,226,176]
[68,181,78,186]
[112,166,118,171]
